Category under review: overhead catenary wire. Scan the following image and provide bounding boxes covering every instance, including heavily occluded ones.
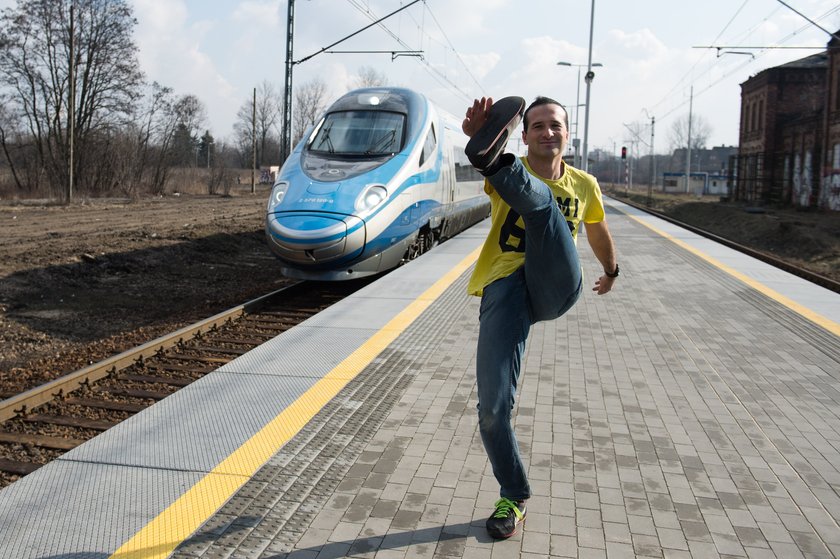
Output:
[343,0,479,102]
[416,4,485,94]
[648,0,785,114]
[650,0,751,111]
[647,3,840,126]
[776,0,840,41]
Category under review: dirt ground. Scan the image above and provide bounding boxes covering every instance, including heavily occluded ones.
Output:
[0,187,292,395]
[0,186,838,396]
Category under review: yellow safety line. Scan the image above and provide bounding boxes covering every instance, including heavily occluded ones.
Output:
[110,246,482,559]
[621,209,840,337]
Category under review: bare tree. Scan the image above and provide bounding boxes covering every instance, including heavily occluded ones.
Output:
[0,92,42,192]
[293,78,330,147]
[206,140,237,196]
[669,113,712,153]
[0,0,143,197]
[173,95,207,138]
[233,80,283,168]
[131,82,179,194]
[170,94,207,167]
[352,66,388,89]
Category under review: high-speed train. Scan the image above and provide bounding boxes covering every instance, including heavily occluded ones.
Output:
[265,87,489,280]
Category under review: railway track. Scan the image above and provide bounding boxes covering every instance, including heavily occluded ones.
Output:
[616,196,840,294]
[0,279,370,488]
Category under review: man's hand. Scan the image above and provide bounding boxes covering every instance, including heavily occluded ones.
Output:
[592,274,616,295]
[462,97,493,137]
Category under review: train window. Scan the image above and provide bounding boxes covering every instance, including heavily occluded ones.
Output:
[308,110,405,156]
[452,143,484,183]
[420,125,437,166]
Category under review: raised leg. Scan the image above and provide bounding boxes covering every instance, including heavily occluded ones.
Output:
[487,156,583,323]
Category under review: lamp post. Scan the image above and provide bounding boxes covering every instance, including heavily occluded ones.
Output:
[642,109,655,206]
[557,61,602,168]
[582,0,597,173]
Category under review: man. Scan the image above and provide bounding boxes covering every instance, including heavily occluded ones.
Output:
[462,96,619,539]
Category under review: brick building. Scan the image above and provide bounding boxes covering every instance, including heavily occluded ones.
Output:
[734,51,827,207]
[824,34,840,210]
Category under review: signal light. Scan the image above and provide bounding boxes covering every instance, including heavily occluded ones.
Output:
[621,146,627,160]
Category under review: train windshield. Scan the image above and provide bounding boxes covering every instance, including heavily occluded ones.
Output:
[308,110,405,156]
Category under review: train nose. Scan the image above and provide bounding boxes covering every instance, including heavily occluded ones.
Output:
[266,213,365,264]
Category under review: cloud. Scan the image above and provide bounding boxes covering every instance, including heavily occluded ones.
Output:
[427,0,511,39]
[134,0,237,137]
[133,0,189,34]
[232,1,282,28]
[607,28,669,59]
[454,52,501,81]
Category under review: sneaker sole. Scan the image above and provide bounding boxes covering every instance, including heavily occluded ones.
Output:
[465,96,526,169]
[487,515,526,540]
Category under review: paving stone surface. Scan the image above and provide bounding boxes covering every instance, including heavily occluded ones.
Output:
[173,211,840,558]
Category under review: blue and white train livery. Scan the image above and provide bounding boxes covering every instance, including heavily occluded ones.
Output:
[266,87,489,280]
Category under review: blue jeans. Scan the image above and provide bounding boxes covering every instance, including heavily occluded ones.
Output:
[476,157,582,501]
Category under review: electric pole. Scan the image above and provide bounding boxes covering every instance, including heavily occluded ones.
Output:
[648,115,655,206]
[68,2,75,204]
[251,87,256,194]
[686,86,693,194]
[281,0,295,163]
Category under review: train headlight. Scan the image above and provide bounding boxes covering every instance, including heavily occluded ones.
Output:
[268,181,289,210]
[356,184,387,212]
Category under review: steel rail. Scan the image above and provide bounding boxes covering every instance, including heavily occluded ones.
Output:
[0,282,302,423]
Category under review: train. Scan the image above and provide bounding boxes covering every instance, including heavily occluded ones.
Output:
[265,87,489,281]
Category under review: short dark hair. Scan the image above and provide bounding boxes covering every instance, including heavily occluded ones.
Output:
[523,96,569,132]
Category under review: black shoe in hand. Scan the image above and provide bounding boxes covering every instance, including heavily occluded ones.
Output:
[465,96,525,176]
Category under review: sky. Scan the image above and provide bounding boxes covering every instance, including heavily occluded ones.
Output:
[23,0,840,158]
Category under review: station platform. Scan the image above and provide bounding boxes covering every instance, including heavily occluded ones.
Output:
[1,197,838,559]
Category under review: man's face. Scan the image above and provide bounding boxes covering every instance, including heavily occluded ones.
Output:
[522,103,569,159]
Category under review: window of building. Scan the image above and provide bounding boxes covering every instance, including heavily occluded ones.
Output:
[836,69,840,110]
[758,99,764,130]
[745,103,753,132]
[740,103,747,134]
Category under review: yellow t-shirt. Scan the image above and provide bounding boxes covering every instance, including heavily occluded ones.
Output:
[467,157,605,296]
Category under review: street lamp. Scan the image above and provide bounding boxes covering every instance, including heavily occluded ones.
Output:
[557,61,602,168]
[581,0,597,173]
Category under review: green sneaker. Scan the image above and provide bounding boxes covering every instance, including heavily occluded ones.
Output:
[485,497,526,539]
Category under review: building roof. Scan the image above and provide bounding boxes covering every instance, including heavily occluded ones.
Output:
[741,51,828,88]
[776,52,828,70]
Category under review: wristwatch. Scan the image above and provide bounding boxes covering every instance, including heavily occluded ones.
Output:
[604,264,620,278]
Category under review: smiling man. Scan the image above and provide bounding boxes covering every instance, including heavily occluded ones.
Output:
[462,95,619,539]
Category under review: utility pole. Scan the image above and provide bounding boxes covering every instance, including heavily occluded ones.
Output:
[251,87,256,194]
[648,114,655,206]
[281,0,295,163]
[613,140,618,185]
[685,86,693,194]
[68,2,75,204]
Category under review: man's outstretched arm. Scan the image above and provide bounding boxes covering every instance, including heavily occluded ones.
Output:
[583,220,617,295]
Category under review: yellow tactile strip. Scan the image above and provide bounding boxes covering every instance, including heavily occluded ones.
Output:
[109,246,481,559]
